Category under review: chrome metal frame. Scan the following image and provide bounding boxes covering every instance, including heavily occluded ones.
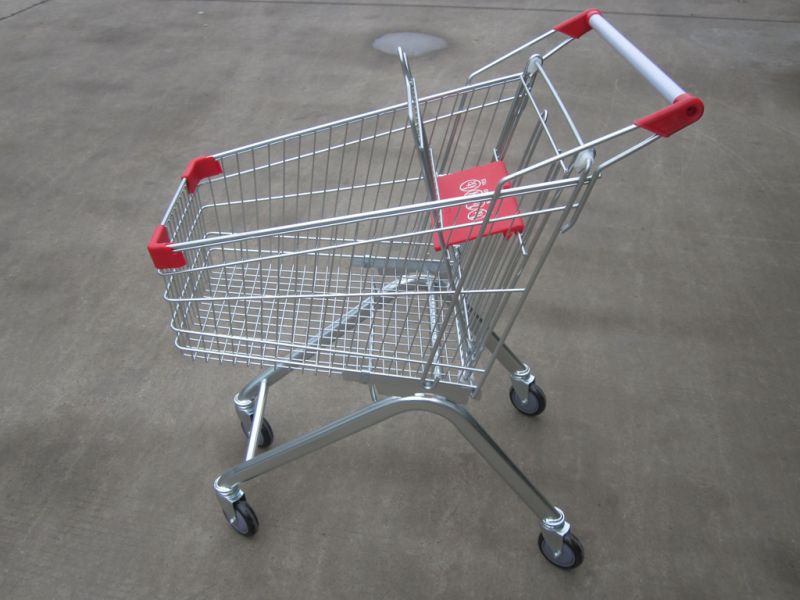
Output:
[218,390,571,555]
[149,13,695,561]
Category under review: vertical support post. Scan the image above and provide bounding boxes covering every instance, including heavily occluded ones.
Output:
[494,54,540,161]
[245,379,268,461]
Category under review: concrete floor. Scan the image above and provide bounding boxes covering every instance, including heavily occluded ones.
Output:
[1,1,799,598]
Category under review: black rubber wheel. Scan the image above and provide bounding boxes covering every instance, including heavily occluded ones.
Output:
[229,496,259,537]
[509,381,547,416]
[537,531,584,569]
[240,415,274,448]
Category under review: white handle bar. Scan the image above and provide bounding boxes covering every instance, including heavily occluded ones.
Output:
[554,8,703,136]
[587,12,684,102]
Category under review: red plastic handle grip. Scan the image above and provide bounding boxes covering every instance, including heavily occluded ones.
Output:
[554,8,602,39]
[635,93,704,137]
[148,156,223,269]
[148,225,186,269]
[182,156,222,193]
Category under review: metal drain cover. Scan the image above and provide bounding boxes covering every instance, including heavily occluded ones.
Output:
[373,32,447,57]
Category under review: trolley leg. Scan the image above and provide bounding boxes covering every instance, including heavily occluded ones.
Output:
[236,364,291,406]
[485,329,537,399]
[213,394,576,561]
[233,364,290,429]
[464,300,540,404]
[233,363,290,453]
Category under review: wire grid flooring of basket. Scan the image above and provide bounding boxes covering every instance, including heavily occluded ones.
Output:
[187,260,469,382]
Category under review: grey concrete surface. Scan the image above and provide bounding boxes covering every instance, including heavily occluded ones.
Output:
[1,1,799,598]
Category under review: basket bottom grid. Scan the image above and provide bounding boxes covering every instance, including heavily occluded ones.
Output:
[175,260,478,386]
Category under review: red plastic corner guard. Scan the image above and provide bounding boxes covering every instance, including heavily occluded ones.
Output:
[148,225,186,269]
[554,8,602,39]
[182,156,223,193]
[634,93,705,137]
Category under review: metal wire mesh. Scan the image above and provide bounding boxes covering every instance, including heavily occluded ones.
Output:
[156,44,654,394]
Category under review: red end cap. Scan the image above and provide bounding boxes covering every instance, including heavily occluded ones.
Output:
[148,225,186,269]
[182,156,222,193]
[554,8,602,39]
[634,93,705,137]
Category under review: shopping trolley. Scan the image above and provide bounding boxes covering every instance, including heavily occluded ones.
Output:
[148,9,703,569]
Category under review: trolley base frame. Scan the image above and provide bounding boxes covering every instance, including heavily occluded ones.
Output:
[215,334,576,562]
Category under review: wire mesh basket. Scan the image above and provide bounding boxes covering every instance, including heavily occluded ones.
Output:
[148,8,703,564]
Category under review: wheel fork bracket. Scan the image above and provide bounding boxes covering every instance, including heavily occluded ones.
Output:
[540,506,570,556]
[510,364,535,401]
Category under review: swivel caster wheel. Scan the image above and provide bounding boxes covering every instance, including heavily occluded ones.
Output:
[537,531,584,569]
[229,495,259,537]
[509,381,547,416]
[241,415,275,448]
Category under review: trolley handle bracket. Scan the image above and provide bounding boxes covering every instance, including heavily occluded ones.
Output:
[183,155,223,193]
[148,225,186,269]
[554,8,704,137]
[148,156,223,269]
